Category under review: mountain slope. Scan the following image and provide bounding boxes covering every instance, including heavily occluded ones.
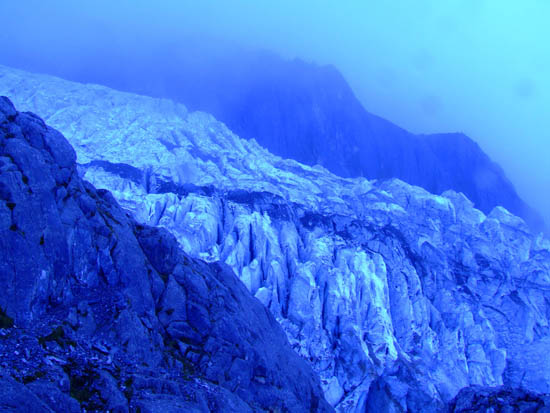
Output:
[173,52,545,233]
[1,66,550,412]
[12,50,542,231]
[0,96,332,412]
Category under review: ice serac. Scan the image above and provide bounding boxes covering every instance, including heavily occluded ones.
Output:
[1,66,550,412]
[0,97,332,412]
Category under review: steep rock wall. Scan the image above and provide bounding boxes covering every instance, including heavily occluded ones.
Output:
[1,67,550,412]
[0,96,331,412]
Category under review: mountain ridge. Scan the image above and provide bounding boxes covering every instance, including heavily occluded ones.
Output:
[175,52,545,233]
[3,50,543,232]
[20,48,541,232]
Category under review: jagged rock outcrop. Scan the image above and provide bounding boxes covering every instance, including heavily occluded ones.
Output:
[181,53,544,232]
[448,386,550,412]
[2,66,550,412]
[0,97,332,412]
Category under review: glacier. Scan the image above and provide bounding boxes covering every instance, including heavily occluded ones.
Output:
[1,64,550,411]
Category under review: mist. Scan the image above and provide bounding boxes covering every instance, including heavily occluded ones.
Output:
[1,0,548,225]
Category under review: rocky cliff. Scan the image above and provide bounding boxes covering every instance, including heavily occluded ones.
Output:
[1,66,550,412]
[0,96,332,412]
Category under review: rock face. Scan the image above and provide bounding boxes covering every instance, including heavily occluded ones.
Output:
[448,386,550,412]
[0,97,332,412]
[2,66,550,412]
[182,53,544,233]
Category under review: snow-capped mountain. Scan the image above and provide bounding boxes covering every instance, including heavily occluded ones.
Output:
[1,65,550,412]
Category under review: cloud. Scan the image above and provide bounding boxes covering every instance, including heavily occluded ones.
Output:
[515,78,536,99]
[420,95,444,118]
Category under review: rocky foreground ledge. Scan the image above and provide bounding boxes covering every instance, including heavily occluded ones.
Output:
[0,97,333,412]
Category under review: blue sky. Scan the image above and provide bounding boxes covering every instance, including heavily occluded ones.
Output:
[1,0,549,224]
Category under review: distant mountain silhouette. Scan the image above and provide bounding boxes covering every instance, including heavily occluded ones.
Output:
[4,46,543,230]
[165,51,545,232]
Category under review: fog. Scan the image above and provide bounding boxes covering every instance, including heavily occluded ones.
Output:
[1,0,549,225]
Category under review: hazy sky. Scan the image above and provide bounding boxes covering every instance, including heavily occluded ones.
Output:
[1,0,549,224]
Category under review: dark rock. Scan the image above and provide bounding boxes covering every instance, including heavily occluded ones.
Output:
[0,98,333,412]
[26,382,81,413]
[448,385,550,413]
[0,371,53,412]
[95,370,129,413]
